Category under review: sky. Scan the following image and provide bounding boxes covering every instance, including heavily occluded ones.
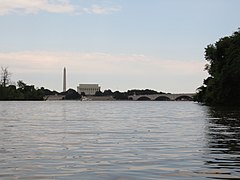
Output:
[0,0,239,93]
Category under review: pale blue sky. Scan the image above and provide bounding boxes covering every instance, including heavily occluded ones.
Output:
[0,0,239,92]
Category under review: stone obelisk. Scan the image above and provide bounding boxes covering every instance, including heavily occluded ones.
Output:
[63,67,66,92]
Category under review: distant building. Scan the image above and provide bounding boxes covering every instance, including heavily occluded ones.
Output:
[77,84,101,95]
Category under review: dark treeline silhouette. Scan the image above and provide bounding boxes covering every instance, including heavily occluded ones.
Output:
[0,83,82,101]
[63,89,81,100]
[0,67,82,100]
[0,67,164,101]
[95,89,166,100]
[42,88,81,100]
[194,29,240,106]
[0,80,44,100]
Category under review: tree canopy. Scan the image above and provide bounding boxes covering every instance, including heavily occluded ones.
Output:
[0,68,45,100]
[195,29,240,106]
[94,89,166,100]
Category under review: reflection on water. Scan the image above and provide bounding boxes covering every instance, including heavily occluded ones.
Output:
[203,106,240,179]
[0,101,240,179]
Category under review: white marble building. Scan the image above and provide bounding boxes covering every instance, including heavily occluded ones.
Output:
[77,84,101,95]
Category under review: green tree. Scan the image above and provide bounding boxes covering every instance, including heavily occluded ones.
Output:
[64,89,81,100]
[196,29,240,105]
[17,80,27,89]
[113,91,128,100]
[16,80,44,100]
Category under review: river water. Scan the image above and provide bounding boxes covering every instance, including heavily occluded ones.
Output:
[0,101,240,179]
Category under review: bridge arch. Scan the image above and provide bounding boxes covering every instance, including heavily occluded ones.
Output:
[137,96,151,101]
[154,96,171,101]
[175,95,193,101]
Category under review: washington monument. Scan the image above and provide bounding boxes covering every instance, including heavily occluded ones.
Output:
[63,67,66,92]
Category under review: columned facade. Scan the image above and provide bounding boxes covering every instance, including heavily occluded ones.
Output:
[77,84,101,95]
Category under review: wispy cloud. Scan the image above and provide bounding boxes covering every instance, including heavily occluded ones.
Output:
[0,0,75,15]
[0,0,121,15]
[0,51,204,75]
[82,5,121,15]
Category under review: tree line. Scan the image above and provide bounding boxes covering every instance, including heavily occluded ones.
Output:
[0,67,166,101]
[0,79,44,100]
[0,67,81,100]
[194,29,240,106]
[0,67,44,100]
[94,89,166,100]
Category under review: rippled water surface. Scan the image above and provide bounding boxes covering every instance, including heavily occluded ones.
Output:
[0,101,240,179]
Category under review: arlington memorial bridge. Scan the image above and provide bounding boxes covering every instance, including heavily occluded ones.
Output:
[128,93,195,101]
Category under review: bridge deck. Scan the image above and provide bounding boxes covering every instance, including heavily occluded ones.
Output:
[128,93,195,101]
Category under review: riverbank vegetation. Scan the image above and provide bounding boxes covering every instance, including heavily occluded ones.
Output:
[0,67,79,100]
[194,29,240,106]
[0,79,44,100]
[0,67,44,100]
[95,89,166,100]
[0,67,166,100]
